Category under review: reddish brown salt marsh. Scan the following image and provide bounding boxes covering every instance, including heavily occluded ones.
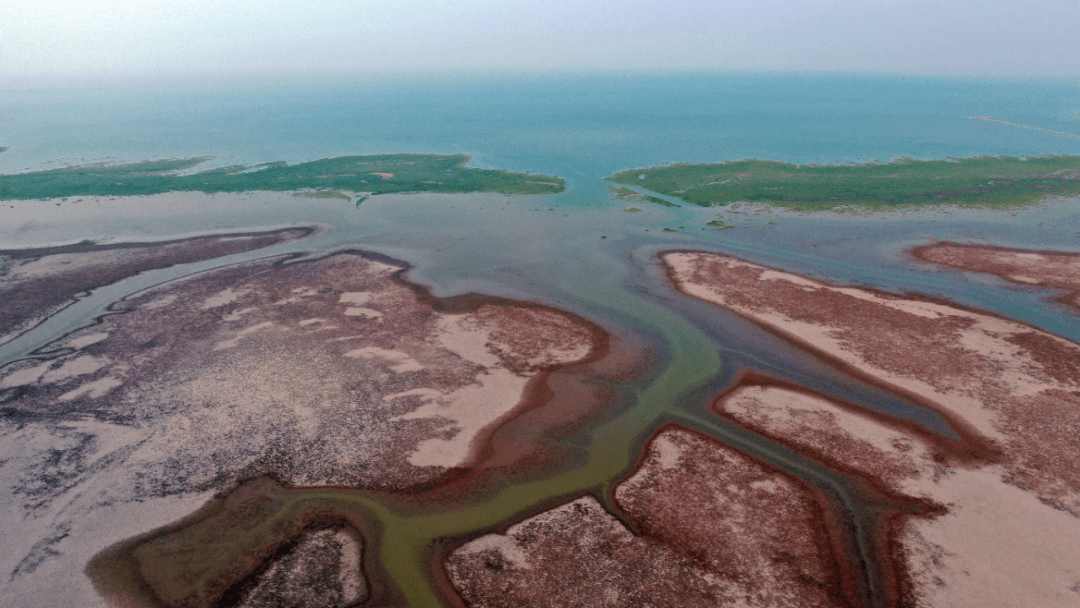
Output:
[910,241,1080,314]
[448,426,856,608]
[665,250,1080,607]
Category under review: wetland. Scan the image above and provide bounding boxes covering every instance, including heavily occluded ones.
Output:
[2,72,1079,608]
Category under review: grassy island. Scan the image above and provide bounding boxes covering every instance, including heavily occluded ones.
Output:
[608,155,1080,211]
[0,154,566,201]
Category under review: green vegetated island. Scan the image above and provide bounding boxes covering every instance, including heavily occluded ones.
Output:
[0,154,566,201]
[608,155,1080,211]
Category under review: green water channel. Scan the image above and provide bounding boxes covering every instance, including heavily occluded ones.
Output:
[250,272,892,607]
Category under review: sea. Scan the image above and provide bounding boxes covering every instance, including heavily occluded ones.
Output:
[1,71,1079,606]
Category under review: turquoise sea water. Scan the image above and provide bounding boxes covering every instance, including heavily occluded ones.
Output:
[3,72,1079,175]
[2,72,1080,607]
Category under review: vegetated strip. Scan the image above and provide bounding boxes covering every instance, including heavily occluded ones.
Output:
[608,155,1080,211]
[0,153,566,200]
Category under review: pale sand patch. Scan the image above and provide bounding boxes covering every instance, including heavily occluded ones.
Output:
[435,315,501,367]
[383,388,443,402]
[0,361,53,389]
[758,269,825,289]
[213,321,276,351]
[336,531,364,602]
[59,376,124,401]
[748,478,782,493]
[343,307,383,319]
[142,294,178,310]
[343,347,423,373]
[904,466,1080,608]
[222,307,258,322]
[298,318,327,326]
[273,287,320,306]
[325,335,363,342]
[198,288,249,310]
[338,292,373,305]
[652,432,684,470]
[392,368,528,468]
[65,332,110,349]
[364,261,403,275]
[1007,274,1041,284]
[453,533,531,570]
[2,250,126,281]
[41,355,109,384]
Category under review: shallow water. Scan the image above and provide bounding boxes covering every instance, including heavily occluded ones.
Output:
[2,73,1080,607]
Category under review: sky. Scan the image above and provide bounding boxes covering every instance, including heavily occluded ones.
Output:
[2,0,1079,84]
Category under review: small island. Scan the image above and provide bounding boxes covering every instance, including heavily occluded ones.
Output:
[608,155,1080,211]
[0,153,566,201]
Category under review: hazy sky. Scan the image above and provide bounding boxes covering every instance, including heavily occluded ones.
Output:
[3,0,1079,83]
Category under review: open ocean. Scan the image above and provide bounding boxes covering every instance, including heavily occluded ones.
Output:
[3,72,1079,175]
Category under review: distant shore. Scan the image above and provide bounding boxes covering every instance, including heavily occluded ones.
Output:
[609,155,1080,211]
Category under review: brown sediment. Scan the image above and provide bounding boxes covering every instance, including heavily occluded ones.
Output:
[0,228,313,345]
[664,250,1080,607]
[1,247,619,607]
[908,241,1080,314]
[86,477,386,608]
[446,424,858,607]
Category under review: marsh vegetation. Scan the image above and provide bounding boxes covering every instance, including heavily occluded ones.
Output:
[609,155,1080,211]
[0,154,566,201]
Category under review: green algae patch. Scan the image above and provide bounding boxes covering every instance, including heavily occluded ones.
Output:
[0,154,566,201]
[608,155,1080,211]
